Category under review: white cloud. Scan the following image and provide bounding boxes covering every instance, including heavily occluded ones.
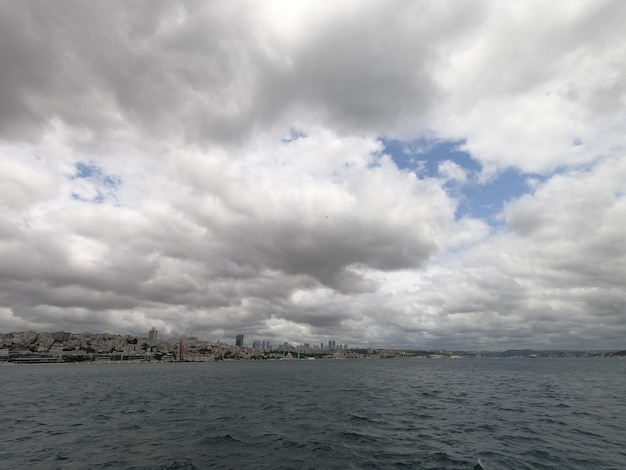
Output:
[437,0,626,173]
[0,1,625,349]
[438,160,468,183]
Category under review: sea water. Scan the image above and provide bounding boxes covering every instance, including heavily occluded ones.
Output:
[1,358,626,469]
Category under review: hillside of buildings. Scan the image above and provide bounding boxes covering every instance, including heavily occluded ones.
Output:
[1,331,621,364]
[2,330,422,363]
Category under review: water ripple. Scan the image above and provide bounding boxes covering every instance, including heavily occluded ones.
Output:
[2,359,626,469]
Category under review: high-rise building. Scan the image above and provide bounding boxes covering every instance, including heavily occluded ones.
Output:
[236,334,244,347]
[148,327,158,343]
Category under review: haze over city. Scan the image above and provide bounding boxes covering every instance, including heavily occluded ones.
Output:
[1,1,625,350]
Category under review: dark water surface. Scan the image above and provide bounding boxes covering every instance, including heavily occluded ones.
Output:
[2,358,626,469]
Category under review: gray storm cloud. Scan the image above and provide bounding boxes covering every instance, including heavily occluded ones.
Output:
[1,0,625,349]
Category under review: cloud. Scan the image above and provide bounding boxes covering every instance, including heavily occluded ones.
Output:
[0,1,469,144]
[437,0,626,173]
[438,160,468,183]
[382,155,626,349]
[0,1,625,349]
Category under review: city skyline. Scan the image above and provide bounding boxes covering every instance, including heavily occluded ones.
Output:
[3,329,621,358]
[1,2,625,350]
[1,328,348,351]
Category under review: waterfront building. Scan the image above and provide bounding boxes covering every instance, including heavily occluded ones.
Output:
[148,327,158,343]
[236,334,244,347]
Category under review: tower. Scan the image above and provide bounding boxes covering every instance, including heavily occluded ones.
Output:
[236,334,244,347]
[148,327,158,343]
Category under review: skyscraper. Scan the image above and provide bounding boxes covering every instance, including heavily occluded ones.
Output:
[148,327,158,343]
[236,334,244,347]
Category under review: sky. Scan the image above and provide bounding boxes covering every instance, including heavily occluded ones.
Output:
[1,0,625,350]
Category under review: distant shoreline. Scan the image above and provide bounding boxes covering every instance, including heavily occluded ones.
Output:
[3,354,625,366]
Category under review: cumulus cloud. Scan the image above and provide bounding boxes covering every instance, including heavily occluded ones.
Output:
[438,160,468,183]
[1,0,625,349]
[437,0,626,173]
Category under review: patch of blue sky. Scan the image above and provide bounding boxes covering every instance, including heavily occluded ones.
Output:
[72,161,121,188]
[380,138,535,223]
[459,168,532,221]
[101,174,121,188]
[74,161,98,179]
[381,138,481,176]
[282,128,307,143]
[70,161,121,204]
